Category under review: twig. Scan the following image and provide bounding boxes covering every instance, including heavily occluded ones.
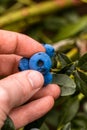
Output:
[53,39,75,51]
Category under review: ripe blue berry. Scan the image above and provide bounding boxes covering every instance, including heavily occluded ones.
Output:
[44,72,53,85]
[18,58,29,71]
[29,52,52,74]
[43,44,55,57]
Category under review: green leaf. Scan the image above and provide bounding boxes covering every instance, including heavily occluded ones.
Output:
[54,16,87,41]
[58,63,76,75]
[40,123,49,130]
[57,97,79,127]
[74,71,87,96]
[57,53,71,69]
[64,12,79,23]
[43,16,67,31]
[62,122,71,130]
[1,116,15,130]
[24,115,46,130]
[72,112,87,130]
[52,74,76,96]
[77,53,87,66]
[78,62,87,71]
[77,53,87,71]
[46,108,60,127]
[77,70,87,84]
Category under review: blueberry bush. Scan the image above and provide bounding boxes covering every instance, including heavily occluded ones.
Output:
[1,0,87,130]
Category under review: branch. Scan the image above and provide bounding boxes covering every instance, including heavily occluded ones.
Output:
[0,0,81,28]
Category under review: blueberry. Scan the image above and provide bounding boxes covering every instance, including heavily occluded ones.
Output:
[18,57,29,71]
[29,52,52,74]
[44,72,53,85]
[43,44,55,57]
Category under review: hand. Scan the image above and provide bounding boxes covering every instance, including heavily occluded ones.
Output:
[0,30,60,129]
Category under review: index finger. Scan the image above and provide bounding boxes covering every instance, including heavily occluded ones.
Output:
[0,30,45,57]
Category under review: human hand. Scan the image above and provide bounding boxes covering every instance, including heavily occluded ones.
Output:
[0,30,60,129]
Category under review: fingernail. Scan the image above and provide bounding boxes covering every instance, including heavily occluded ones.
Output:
[28,71,44,89]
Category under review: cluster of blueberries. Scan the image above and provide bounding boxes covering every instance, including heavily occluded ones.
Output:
[18,44,55,86]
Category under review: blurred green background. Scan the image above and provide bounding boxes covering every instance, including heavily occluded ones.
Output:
[1,0,87,130]
[0,0,87,45]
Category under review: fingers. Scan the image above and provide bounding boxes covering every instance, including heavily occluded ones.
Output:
[0,70,44,113]
[0,30,45,56]
[0,54,21,76]
[9,84,60,129]
[31,84,61,100]
[10,96,54,129]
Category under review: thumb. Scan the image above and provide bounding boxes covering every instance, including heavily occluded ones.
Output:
[0,70,44,112]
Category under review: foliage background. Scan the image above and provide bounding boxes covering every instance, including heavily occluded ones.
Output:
[1,0,87,130]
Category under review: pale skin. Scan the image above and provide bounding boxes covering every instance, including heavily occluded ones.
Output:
[0,30,61,129]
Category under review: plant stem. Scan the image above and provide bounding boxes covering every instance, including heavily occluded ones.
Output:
[3,16,42,32]
[57,125,63,130]
[0,0,81,27]
[53,39,75,51]
[39,31,53,43]
[77,93,85,101]
[66,47,79,60]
